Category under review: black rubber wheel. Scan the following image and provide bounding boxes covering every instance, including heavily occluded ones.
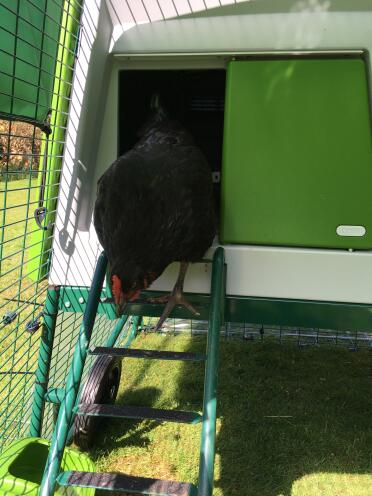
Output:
[74,355,122,450]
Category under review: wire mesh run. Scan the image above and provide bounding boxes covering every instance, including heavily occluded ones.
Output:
[141,318,372,350]
[0,0,81,450]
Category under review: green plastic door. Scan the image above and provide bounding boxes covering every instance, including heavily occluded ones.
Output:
[221,57,372,249]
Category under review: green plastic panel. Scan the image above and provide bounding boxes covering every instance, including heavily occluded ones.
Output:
[0,1,63,129]
[221,57,372,249]
[27,0,81,281]
[0,437,95,496]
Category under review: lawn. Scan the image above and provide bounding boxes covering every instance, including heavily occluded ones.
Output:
[88,332,372,496]
[0,177,44,307]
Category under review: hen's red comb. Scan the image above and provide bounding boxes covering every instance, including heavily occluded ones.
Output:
[111,274,122,305]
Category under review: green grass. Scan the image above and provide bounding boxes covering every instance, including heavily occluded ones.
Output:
[88,333,372,496]
[0,178,43,305]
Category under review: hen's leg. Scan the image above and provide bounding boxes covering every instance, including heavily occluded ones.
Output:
[151,262,200,332]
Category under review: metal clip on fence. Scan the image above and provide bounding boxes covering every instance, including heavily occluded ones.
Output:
[2,311,17,326]
[34,111,53,231]
[25,312,44,334]
[34,207,51,230]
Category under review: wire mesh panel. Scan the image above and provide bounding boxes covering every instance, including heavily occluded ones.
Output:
[41,311,132,440]
[142,318,372,350]
[0,0,82,450]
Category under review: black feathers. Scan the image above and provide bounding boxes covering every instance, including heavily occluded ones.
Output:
[94,98,216,298]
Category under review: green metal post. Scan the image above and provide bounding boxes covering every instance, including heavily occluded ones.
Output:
[198,247,225,496]
[29,286,60,437]
[44,388,65,404]
[39,252,108,496]
[105,314,130,347]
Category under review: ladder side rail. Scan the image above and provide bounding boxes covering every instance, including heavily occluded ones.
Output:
[197,247,225,496]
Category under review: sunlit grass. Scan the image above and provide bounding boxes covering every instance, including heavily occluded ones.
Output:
[0,178,41,302]
[291,473,372,496]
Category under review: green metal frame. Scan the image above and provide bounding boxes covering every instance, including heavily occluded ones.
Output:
[29,286,60,437]
[59,286,116,319]
[0,0,82,452]
[57,286,372,331]
[198,247,225,496]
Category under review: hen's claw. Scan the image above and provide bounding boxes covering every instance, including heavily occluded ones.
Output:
[152,290,200,332]
[148,261,198,332]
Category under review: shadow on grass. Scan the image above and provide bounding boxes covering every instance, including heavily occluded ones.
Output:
[175,338,372,496]
[89,334,177,458]
[88,386,161,457]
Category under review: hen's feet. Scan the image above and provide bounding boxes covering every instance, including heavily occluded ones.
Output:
[147,261,199,332]
[150,288,199,332]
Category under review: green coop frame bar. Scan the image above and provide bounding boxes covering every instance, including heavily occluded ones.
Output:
[198,247,225,496]
[29,285,60,437]
[28,0,82,282]
[57,285,372,332]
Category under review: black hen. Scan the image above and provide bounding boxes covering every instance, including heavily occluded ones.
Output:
[94,96,215,330]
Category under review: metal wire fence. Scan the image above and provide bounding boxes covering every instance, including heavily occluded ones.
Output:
[144,318,372,350]
[0,0,82,450]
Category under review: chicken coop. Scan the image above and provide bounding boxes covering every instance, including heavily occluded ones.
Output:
[1,1,372,496]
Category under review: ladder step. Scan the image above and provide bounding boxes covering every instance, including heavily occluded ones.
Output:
[75,403,202,424]
[90,346,206,361]
[57,471,197,496]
